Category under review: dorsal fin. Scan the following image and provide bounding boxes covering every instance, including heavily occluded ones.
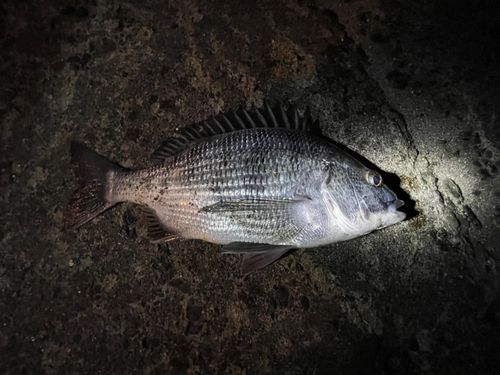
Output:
[151,102,317,164]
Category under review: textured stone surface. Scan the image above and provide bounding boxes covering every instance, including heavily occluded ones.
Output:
[1,0,499,374]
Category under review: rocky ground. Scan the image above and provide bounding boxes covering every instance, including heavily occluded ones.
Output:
[1,0,499,374]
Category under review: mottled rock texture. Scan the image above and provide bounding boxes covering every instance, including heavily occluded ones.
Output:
[1,0,499,374]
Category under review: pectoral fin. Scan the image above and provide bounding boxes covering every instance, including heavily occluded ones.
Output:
[199,198,308,215]
[202,198,316,244]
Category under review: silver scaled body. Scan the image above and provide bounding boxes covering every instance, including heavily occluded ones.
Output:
[107,129,379,247]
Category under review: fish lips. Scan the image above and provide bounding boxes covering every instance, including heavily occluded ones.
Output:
[388,198,405,213]
[356,187,406,225]
[387,198,406,223]
[370,199,405,230]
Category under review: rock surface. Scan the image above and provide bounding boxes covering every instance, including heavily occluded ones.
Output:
[1,0,499,374]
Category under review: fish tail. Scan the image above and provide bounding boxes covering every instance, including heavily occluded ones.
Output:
[63,141,124,229]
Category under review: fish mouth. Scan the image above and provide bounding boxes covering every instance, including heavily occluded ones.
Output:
[377,198,406,229]
[388,199,405,214]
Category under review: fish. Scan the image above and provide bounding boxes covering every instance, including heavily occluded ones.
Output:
[64,102,406,273]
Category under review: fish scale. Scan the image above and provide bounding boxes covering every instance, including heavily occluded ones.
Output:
[64,103,405,273]
[109,129,330,245]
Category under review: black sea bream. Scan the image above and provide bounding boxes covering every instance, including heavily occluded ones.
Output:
[64,103,406,273]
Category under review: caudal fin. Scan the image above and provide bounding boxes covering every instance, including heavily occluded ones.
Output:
[63,142,123,229]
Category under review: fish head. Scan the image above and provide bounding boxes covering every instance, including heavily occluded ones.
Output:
[347,166,406,230]
[323,160,406,237]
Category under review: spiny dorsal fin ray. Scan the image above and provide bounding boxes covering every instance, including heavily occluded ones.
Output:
[151,102,318,164]
[252,104,268,128]
[287,104,299,129]
[263,101,278,128]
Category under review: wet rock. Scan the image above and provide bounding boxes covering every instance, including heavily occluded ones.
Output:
[277,285,290,308]
[386,70,410,89]
[168,279,192,294]
[300,296,310,310]
[1,0,499,373]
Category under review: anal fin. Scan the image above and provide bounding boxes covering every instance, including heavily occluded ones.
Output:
[142,207,181,244]
[150,233,182,244]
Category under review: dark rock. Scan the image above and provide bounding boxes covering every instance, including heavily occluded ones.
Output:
[1,0,499,374]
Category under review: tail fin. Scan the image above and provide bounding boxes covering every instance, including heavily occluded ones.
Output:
[63,142,124,229]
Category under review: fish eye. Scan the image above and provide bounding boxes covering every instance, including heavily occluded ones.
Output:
[366,171,382,187]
